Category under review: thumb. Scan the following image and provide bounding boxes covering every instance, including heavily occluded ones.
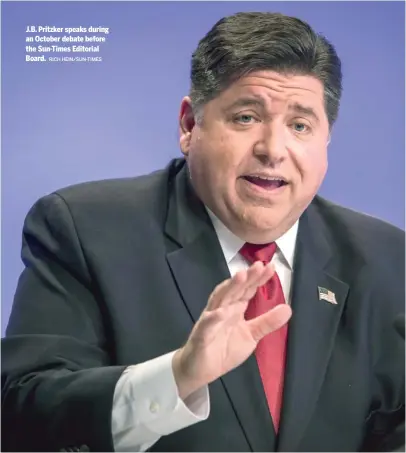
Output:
[248,304,292,342]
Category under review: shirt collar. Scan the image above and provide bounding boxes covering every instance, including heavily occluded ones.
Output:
[206,208,298,269]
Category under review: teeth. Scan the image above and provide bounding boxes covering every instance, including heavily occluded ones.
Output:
[251,176,284,181]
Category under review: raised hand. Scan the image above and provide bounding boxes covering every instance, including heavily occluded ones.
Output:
[172,261,292,399]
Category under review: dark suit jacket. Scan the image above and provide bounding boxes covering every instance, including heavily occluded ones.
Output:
[2,158,405,452]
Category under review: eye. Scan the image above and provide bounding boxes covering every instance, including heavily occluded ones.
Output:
[291,122,311,133]
[234,114,257,124]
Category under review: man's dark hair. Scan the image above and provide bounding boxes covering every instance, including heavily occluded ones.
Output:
[190,12,342,127]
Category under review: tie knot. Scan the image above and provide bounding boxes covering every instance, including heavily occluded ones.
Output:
[239,242,277,264]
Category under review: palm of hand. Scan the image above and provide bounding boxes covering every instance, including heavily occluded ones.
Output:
[176,262,292,390]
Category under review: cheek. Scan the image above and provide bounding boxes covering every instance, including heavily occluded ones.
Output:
[188,134,228,188]
[193,131,242,175]
[289,142,328,180]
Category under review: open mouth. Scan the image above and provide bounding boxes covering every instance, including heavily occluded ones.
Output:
[242,175,288,190]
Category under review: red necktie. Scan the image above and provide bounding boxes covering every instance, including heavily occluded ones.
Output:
[239,242,288,432]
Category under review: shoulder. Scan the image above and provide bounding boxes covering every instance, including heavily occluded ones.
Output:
[315,196,404,237]
[312,196,404,262]
[23,158,186,240]
[55,161,176,209]
[32,158,185,221]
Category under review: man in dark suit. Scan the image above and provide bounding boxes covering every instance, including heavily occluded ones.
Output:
[2,11,404,453]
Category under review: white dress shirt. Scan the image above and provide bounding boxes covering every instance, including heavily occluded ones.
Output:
[112,212,299,451]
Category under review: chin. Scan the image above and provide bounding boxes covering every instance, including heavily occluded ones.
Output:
[242,204,280,223]
[234,206,291,239]
[239,213,279,233]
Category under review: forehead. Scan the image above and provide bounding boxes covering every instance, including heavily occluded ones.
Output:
[217,70,326,113]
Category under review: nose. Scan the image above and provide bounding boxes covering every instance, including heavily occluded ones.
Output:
[253,123,286,166]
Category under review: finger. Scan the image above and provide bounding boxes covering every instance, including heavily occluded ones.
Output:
[240,262,275,301]
[206,270,248,311]
[207,262,264,311]
[222,261,270,306]
[248,304,292,342]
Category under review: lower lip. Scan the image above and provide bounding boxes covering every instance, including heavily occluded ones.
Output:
[241,177,288,195]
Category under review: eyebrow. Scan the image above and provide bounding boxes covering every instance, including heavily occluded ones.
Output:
[225,97,320,124]
[225,95,266,111]
[288,102,320,124]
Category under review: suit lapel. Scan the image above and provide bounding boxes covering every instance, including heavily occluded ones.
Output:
[165,161,277,451]
[277,203,354,451]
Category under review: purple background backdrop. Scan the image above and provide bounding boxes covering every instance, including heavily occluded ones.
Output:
[2,1,405,334]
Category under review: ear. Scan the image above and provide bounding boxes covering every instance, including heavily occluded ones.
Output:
[179,96,195,157]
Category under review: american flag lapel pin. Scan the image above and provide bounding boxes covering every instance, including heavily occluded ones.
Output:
[318,286,337,305]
